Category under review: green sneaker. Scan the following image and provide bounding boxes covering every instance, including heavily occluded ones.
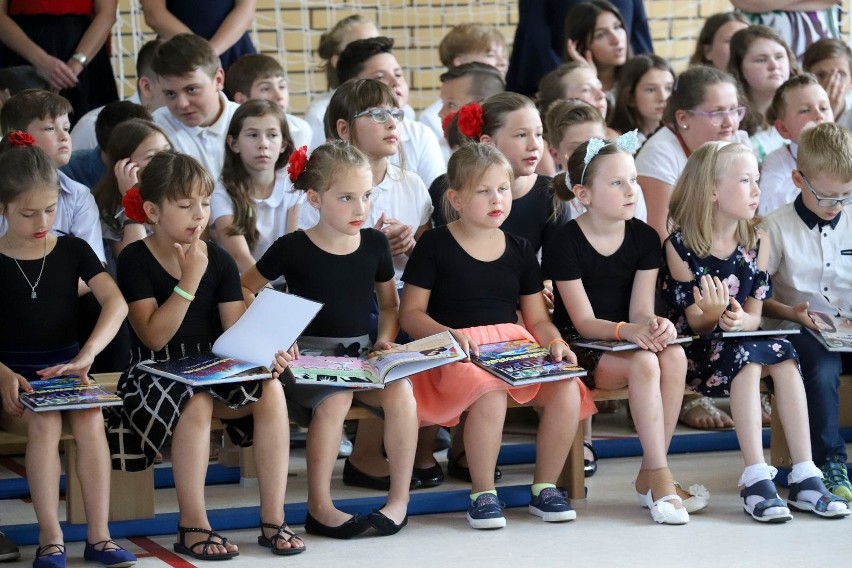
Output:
[821,457,852,501]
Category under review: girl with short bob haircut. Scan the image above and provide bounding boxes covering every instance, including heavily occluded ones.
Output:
[108,151,302,559]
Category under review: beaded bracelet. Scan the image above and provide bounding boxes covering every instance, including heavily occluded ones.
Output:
[614,321,626,341]
[173,285,195,302]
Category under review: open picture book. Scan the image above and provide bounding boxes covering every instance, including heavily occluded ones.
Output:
[472,339,587,386]
[20,377,122,412]
[287,331,466,388]
[807,310,852,352]
[138,290,323,386]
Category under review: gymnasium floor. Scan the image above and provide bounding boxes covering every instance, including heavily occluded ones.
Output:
[2,409,851,568]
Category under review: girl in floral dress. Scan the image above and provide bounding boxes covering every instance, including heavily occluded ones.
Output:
[661,140,849,523]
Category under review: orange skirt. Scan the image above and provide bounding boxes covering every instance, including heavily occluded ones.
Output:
[411,323,596,426]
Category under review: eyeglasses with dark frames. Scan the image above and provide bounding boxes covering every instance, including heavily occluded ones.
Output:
[798,171,852,208]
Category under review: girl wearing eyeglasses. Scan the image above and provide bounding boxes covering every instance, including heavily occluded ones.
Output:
[636,65,749,432]
[242,138,419,539]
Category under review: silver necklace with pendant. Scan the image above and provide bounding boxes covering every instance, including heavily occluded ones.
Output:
[5,234,47,299]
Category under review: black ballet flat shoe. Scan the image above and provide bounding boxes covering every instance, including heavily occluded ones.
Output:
[412,462,444,488]
[583,441,598,478]
[304,512,370,540]
[367,510,409,536]
[342,458,391,490]
[447,450,502,483]
[342,459,421,490]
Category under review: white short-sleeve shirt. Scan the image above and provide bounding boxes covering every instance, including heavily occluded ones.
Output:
[759,143,798,216]
[762,199,852,329]
[636,127,752,186]
[153,92,240,179]
[211,171,303,260]
[298,163,433,283]
[286,113,313,151]
[390,119,446,189]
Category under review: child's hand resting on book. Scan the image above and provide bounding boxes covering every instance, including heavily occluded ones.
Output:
[271,348,297,380]
[0,364,32,417]
[450,329,478,361]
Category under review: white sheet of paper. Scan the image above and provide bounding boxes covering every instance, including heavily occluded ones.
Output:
[212,289,323,367]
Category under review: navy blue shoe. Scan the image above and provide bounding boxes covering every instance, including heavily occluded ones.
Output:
[467,493,506,529]
[83,541,136,568]
[529,487,577,522]
[33,544,65,568]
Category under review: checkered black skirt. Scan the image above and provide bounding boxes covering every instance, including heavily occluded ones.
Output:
[105,342,262,472]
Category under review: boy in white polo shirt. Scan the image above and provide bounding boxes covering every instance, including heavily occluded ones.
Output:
[759,74,833,216]
[763,122,852,501]
[151,34,239,178]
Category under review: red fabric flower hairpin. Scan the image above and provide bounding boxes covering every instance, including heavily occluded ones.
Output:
[8,131,36,147]
[121,187,147,224]
[456,103,484,139]
[287,145,309,182]
[441,110,458,138]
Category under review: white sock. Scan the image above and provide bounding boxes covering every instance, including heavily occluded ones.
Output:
[788,461,822,484]
[738,463,776,488]
[789,461,846,513]
[740,463,787,517]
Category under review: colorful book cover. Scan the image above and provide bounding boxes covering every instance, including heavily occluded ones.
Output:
[572,336,693,351]
[138,352,271,386]
[472,339,587,386]
[287,331,466,389]
[807,311,852,352]
[20,377,122,412]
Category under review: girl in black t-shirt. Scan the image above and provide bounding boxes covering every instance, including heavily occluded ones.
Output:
[546,133,696,525]
[400,144,595,530]
[241,142,418,539]
[110,152,302,558]
[0,142,136,567]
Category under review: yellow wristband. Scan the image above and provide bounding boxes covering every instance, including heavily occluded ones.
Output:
[548,338,570,351]
[173,285,195,302]
[614,321,626,341]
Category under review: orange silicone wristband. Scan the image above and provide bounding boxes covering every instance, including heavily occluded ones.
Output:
[614,321,626,341]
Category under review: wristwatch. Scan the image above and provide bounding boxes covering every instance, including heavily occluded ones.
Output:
[70,52,88,67]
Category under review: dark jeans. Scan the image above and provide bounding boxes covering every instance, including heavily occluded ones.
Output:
[788,330,852,465]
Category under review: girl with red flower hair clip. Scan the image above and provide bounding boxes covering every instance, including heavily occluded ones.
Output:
[0,141,135,568]
[242,140,418,538]
[211,100,302,275]
[93,119,171,270]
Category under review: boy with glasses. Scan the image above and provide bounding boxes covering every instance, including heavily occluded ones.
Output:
[763,121,852,501]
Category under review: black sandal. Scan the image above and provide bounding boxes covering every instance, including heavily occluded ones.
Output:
[257,522,306,556]
[173,526,239,560]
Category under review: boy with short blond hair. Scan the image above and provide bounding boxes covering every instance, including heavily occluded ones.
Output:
[223,53,313,149]
[150,34,239,178]
[760,74,834,215]
[421,24,507,147]
[0,89,105,262]
[763,121,852,501]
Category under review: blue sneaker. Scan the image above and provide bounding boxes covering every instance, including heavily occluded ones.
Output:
[83,541,136,568]
[467,493,506,529]
[529,487,577,522]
